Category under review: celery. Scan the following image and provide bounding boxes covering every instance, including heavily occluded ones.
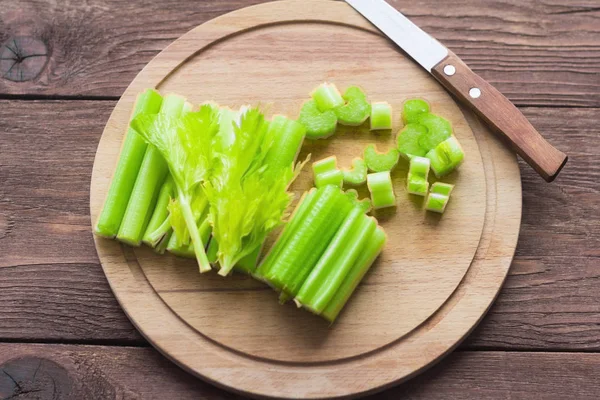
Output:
[264,115,306,168]
[167,217,211,258]
[256,186,352,296]
[322,226,386,322]
[415,113,452,150]
[367,171,396,209]
[342,158,367,186]
[397,123,428,158]
[364,144,399,172]
[207,237,218,263]
[425,192,450,213]
[311,82,344,112]
[407,156,430,196]
[142,175,174,247]
[154,230,172,255]
[313,156,343,188]
[117,94,186,246]
[426,136,465,177]
[312,156,337,176]
[95,89,163,238]
[402,99,430,124]
[344,189,372,213]
[298,100,337,139]
[296,209,376,314]
[334,86,371,126]
[370,101,392,131]
[205,237,263,274]
[431,182,454,196]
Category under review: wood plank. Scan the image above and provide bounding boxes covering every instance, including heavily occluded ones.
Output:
[0,101,598,349]
[0,0,598,107]
[0,344,599,399]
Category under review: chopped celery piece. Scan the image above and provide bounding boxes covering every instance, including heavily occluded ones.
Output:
[364,144,400,172]
[95,89,163,238]
[396,123,428,158]
[298,100,337,139]
[426,136,465,177]
[256,185,352,296]
[407,156,431,196]
[131,104,219,272]
[264,115,306,168]
[367,171,396,209]
[312,156,337,176]
[430,182,455,196]
[402,99,430,124]
[142,175,174,247]
[344,189,372,213]
[322,226,386,322]
[315,169,343,188]
[311,82,344,112]
[370,101,392,131]
[334,86,371,126]
[415,113,452,150]
[296,209,376,314]
[117,94,186,246]
[342,158,367,186]
[425,192,450,213]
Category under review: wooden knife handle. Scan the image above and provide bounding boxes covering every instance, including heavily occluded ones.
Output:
[431,51,567,182]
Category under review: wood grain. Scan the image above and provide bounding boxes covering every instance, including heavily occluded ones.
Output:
[0,0,597,107]
[1,344,599,399]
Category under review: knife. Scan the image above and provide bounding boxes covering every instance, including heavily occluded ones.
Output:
[345,0,567,182]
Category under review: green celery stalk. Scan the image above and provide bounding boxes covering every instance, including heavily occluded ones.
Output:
[296,208,376,314]
[322,226,387,322]
[154,230,172,254]
[117,94,186,246]
[94,89,163,238]
[205,237,261,274]
[257,186,352,296]
[142,175,175,247]
[207,237,219,263]
[264,115,306,168]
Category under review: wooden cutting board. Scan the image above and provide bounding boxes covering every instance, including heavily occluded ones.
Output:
[90,1,522,398]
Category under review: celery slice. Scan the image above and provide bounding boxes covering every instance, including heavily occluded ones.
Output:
[311,82,344,112]
[425,192,450,213]
[426,136,465,177]
[321,226,386,322]
[415,113,452,150]
[95,89,163,238]
[298,100,337,139]
[396,123,428,158]
[315,170,343,188]
[364,144,400,172]
[370,101,392,131]
[334,86,371,126]
[344,189,372,213]
[342,158,367,186]
[142,175,174,247]
[430,182,454,196]
[402,99,430,124]
[367,171,396,209]
[296,209,376,314]
[312,156,337,176]
[264,115,306,169]
[407,156,431,196]
[117,94,186,246]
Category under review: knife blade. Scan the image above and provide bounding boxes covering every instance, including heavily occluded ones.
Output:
[345,0,567,182]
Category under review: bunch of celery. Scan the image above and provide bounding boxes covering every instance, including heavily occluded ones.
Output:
[255,185,386,322]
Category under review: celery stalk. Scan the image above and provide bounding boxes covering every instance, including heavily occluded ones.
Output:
[296,209,376,314]
[207,237,219,263]
[154,230,172,255]
[167,217,210,258]
[94,89,163,238]
[315,170,343,188]
[116,94,186,246]
[142,175,174,247]
[321,227,386,322]
[264,115,306,168]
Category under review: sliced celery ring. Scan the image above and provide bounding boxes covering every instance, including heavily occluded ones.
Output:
[299,99,338,139]
[370,101,392,131]
[364,144,400,172]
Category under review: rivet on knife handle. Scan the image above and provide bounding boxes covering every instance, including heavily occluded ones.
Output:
[431,52,568,182]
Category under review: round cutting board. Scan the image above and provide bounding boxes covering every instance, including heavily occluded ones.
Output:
[90,1,522,398]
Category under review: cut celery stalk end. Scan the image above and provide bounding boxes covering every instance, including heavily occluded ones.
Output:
[264,115,306,169]
[431,182,454,196]
[397,123,428,158]
[206,237,219,264]
[370,102,392,131]
[142,175,174,247]
[426,136,465,177]
[425,192,450,213]
[177,187,211,273]
[116,94,186,246]
[312,156,338,176]
[154,230,172,255]
[311,82,344,112]
[296,210,376,314]
[407,156,431,196]
[167,229,195,258]
[94,89,163,238]
[342,158,367,186]
[364,144,400,172]
[298,100,338,139]
[415,113,452,150]
[402,99,430,124]
[315,170,343,188]
[367,171,396,209]
[334,86,371,126]
[322,226,386,322]
[279,291,292,304]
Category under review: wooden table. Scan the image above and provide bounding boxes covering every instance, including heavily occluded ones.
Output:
[0,0,598,398]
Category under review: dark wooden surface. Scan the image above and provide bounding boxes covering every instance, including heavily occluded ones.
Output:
[0,0,598,398]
